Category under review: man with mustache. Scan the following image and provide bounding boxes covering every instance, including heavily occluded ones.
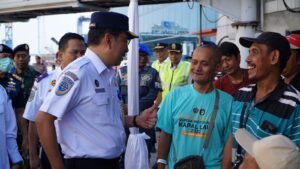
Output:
[231,32,300,169]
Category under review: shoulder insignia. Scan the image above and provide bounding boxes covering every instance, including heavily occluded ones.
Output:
[141,74,152,81]
[51,80,56,86]
[36,72,49,82]
[55,76,74,96]
[64,71,78,81]
[12,74,23,82]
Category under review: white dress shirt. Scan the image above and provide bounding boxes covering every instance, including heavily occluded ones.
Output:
[40,48,125,159]
[0,85,22,169]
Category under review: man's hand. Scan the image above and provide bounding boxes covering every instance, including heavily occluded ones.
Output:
[22,138,29,158]
[30,155,41,169]
[239,154,260,169]
[137,102,158,129]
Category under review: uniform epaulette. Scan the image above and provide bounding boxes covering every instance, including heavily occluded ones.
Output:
[73,57,90,69]
[36,72,49,82]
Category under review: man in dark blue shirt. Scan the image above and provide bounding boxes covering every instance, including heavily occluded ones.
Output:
[119,43,161,157]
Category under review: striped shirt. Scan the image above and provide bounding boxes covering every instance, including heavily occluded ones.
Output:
[232,80,300,146]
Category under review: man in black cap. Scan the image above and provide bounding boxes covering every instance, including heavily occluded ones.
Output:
[159,43,190,101]
[11,43,40,167]
[230,32,300,169]
[36,11,157,169]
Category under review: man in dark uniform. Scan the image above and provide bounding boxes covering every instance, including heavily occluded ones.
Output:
[12,44,40,167]
[0,44,23,101]
[119,43,161,159]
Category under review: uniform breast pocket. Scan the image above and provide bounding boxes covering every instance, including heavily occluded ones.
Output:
[91,93,110,123]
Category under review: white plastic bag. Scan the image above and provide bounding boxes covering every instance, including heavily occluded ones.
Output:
[125,132,150,169]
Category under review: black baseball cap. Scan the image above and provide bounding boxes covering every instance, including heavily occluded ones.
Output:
[239,32,291,58]
[239,32,291,70]
[89,11,138,40]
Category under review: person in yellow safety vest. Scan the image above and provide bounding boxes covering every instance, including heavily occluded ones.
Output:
[152,42,169,73]
[152,42,169,105]
[160,43,191,100]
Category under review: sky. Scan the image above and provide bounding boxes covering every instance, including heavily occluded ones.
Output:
[0,2,218,55]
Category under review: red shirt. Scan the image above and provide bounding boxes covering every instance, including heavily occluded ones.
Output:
[214,70,250,96]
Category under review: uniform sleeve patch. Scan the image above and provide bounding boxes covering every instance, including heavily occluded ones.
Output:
[55,76,74,96]
[51,80,56,86]
[65,71,78,81]
[141,74,152,81]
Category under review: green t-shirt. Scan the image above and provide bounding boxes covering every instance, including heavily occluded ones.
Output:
[157,85,232,169]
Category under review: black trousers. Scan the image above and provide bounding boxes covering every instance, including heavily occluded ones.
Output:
[64,157,120,169]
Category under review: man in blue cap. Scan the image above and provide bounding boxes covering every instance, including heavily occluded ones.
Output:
[36,11,157,169]
[118,43,161,160]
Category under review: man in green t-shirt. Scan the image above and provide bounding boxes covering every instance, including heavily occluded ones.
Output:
[156,44,232,169]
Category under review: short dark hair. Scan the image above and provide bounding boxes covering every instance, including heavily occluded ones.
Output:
[218,42,240,58]
[87,28,123,46]
[58,33,85,51]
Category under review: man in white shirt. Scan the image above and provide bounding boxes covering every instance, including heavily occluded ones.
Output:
[0,85,23,169]
[23,32,86,169]
[35,11,157,169]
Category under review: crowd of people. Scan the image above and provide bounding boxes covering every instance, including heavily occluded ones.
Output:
[0,10,299,169]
